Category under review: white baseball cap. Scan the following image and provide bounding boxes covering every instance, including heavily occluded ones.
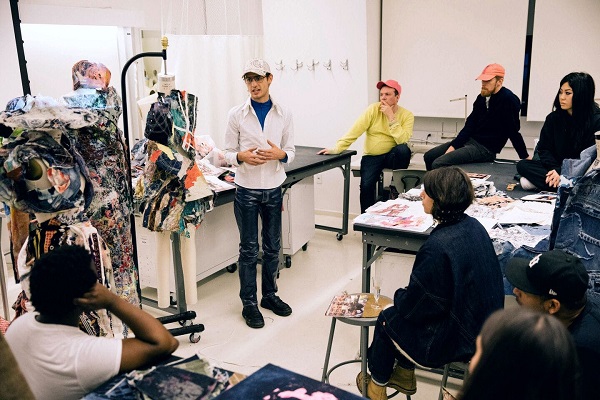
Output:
[242,59,271,78]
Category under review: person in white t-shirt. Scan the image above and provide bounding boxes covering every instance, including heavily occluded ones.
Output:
[5,245,179,400]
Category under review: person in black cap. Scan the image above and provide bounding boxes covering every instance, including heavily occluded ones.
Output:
[506,249,600,399]
[318,79,414,213]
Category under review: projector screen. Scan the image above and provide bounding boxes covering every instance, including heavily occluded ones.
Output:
[381,0,528,118]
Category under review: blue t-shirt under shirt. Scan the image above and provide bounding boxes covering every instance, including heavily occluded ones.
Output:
[250,98,287,163]
[251,98,272,130]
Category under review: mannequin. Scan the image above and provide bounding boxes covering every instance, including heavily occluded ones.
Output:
[137,73,200,307]
[585,132,600,173]
[61,60,141,326]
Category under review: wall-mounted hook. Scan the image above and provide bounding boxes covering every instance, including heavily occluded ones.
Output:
[323,59,332,70]
[291,59,303,71]
[340,59,349,70]
[307,59,319,71]
[275,60,285,70]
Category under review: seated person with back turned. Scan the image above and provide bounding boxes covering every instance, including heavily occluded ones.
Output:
[459,308,581,400]
[318,80,414,213]
[424,64,529,171]
[506,250,600,400]
[357,166,504,400]
[5,245,179,400]
[517,72,600,191]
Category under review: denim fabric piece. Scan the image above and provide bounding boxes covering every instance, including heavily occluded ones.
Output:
[553,170,600,284]
[155,151,182,175]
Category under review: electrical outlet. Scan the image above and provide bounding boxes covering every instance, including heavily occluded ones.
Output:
[316,174,322,184]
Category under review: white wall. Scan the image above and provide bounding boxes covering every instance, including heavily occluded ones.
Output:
[0,1,27,108]
[527,0,600,121]
[262,0,381,216]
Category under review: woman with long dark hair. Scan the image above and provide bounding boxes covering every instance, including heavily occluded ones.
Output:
[459,308,581,400]
[357,167,504,400]
[517,72,600,191]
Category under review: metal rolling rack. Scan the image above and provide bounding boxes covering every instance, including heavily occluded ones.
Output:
[120,37,204,343]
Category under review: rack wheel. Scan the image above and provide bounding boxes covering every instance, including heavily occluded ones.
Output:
[189,332,201,343]
[302,243,308,251]
[336,233,343,241]
[226,263,237,273]
[285,255,292,268]
[179,319,191,327]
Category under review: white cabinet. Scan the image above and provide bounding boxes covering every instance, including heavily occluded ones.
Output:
[282,176,315,255]
[136,178,315,289]
[136,202,239,290]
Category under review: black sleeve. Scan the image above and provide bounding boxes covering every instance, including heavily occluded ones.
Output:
[508,131,529,159]
[451,97,482,149]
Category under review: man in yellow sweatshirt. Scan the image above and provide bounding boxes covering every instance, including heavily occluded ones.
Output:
[318,80,414,213]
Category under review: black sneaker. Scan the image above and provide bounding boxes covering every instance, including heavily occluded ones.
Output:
[260,295,292,316]
[242,305,265,328]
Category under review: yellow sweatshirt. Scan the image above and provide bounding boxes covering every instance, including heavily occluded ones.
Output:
[329,102,414,155]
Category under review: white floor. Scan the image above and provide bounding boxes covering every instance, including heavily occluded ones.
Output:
[1,215,491,399]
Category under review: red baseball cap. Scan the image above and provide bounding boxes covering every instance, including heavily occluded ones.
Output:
[476,63,505,80]
[376,80,402,96]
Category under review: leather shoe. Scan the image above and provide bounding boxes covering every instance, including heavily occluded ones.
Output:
[356,372,387,400]
[260,295,292,316]
[388,366,417,395]
[242,305,264,328]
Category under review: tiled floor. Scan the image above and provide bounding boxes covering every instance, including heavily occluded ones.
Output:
[2,215,488,399]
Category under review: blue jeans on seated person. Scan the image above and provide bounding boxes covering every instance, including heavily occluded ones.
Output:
[368,316,415,384]
[360,144,411,213]
[234,185,282,307]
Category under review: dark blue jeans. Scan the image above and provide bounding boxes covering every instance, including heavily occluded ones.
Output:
[360,144,411,213]
[368,315,415,384]
[234,185,282,306]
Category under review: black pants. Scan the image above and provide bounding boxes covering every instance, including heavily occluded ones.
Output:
[516,159,555,191]
[424,139,495,171]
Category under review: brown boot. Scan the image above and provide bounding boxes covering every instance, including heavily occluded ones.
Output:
[388,365,417,395]
[356,372,388,400]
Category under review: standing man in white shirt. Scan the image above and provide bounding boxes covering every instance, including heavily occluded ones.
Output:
[224,59,295,329]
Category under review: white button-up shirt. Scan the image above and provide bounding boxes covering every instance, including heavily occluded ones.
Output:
[224,96,295,189]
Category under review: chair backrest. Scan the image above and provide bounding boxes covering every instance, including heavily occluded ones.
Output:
[392,169,426,193]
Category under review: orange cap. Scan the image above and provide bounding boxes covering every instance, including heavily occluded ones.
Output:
[476,64,505,80]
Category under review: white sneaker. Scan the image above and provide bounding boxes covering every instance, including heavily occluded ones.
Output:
[520,177,537,191]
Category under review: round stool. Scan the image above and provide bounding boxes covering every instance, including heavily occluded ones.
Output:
[321,293,409,398]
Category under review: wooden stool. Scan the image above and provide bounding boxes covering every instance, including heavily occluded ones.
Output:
[438,361,469,400]
[321,293,410,399]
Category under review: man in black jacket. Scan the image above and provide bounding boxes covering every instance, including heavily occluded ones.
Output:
[506,250,600,400]
[424,63,529,170]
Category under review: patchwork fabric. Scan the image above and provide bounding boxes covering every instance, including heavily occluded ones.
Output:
[0,89,141,335]
[135,90,213,235]
[0,130,93,220]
